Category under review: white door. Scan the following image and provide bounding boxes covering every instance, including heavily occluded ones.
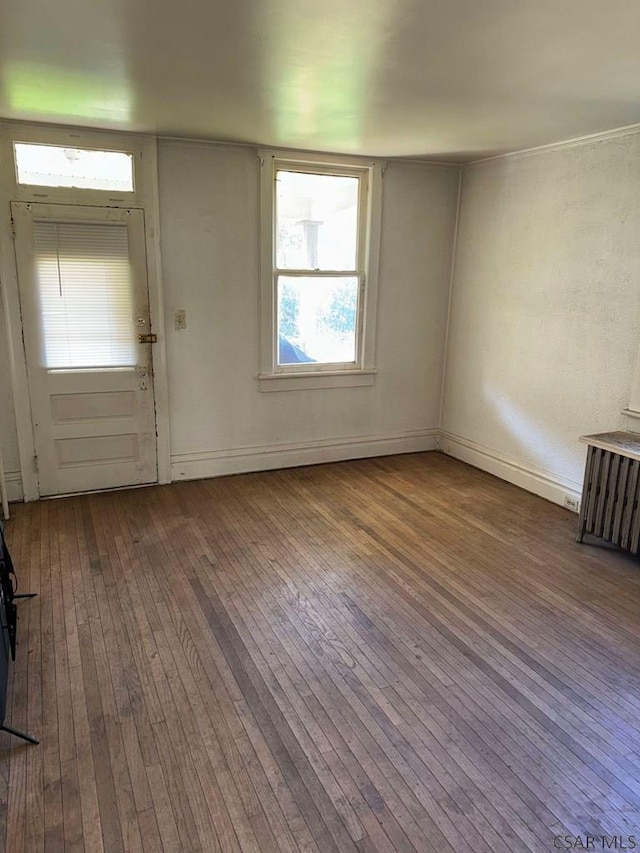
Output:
[12,202,158,497]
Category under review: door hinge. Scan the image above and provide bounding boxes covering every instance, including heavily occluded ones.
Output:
[10,217,16,240]
[33,455,39,473]
[138,333,158,344]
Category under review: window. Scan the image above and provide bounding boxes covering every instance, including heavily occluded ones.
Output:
[259,152,383,389]
[14,143,134,192]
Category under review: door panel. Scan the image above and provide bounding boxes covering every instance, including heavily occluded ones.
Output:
[50,391,137,423]
[12,202,158,496]
[56,434,139,465]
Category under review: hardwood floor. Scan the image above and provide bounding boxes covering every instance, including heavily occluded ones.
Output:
[2,452,640,852]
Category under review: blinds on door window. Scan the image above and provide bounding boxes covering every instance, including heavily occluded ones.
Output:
[32,221,137,369]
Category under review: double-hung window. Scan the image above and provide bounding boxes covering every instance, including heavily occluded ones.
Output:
[259,152,382,390]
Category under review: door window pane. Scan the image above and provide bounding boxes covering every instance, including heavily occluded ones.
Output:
[33,221,136,368]
[14,143,134,191]
[276,171,359,270]
[277,276,358,365]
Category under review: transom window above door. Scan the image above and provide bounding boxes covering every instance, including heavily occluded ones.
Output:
[13,143,134,192]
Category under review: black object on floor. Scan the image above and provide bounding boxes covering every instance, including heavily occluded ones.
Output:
[0,520,38,745]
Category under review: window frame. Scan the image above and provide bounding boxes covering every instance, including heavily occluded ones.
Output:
[258,150,383,391]
[0,124,142,207]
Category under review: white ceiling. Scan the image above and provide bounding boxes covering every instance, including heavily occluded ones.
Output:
[1,0,640,161]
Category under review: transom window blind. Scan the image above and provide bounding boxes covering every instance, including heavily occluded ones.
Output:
[33,221,136,369]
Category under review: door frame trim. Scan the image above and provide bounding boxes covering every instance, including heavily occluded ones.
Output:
[0,122,171,500]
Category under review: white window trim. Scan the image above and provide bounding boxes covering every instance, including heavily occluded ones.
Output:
[2,124,145,206]
[258,149,383,391]
[0,121,171,498]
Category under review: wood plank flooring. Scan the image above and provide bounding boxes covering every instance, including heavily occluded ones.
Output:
[2,452,640,852]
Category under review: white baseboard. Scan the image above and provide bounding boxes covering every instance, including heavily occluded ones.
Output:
[171,429,439,481]
[438,431,582,511]
[4,430,583,513]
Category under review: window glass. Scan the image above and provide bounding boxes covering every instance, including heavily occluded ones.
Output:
[14,143,134,192]
[277,275,358,365]
[276,170,359,270]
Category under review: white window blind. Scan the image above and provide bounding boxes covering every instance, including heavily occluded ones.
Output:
[33,221,136,369]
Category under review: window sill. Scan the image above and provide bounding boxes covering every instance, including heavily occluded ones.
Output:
[621,408,640,423]
[257,369,376,392]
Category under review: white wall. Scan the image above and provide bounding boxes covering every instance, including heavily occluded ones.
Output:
[0,136,459,499]
[442,132,640,504]
[157,142,459,480]
[6,126,640,507]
